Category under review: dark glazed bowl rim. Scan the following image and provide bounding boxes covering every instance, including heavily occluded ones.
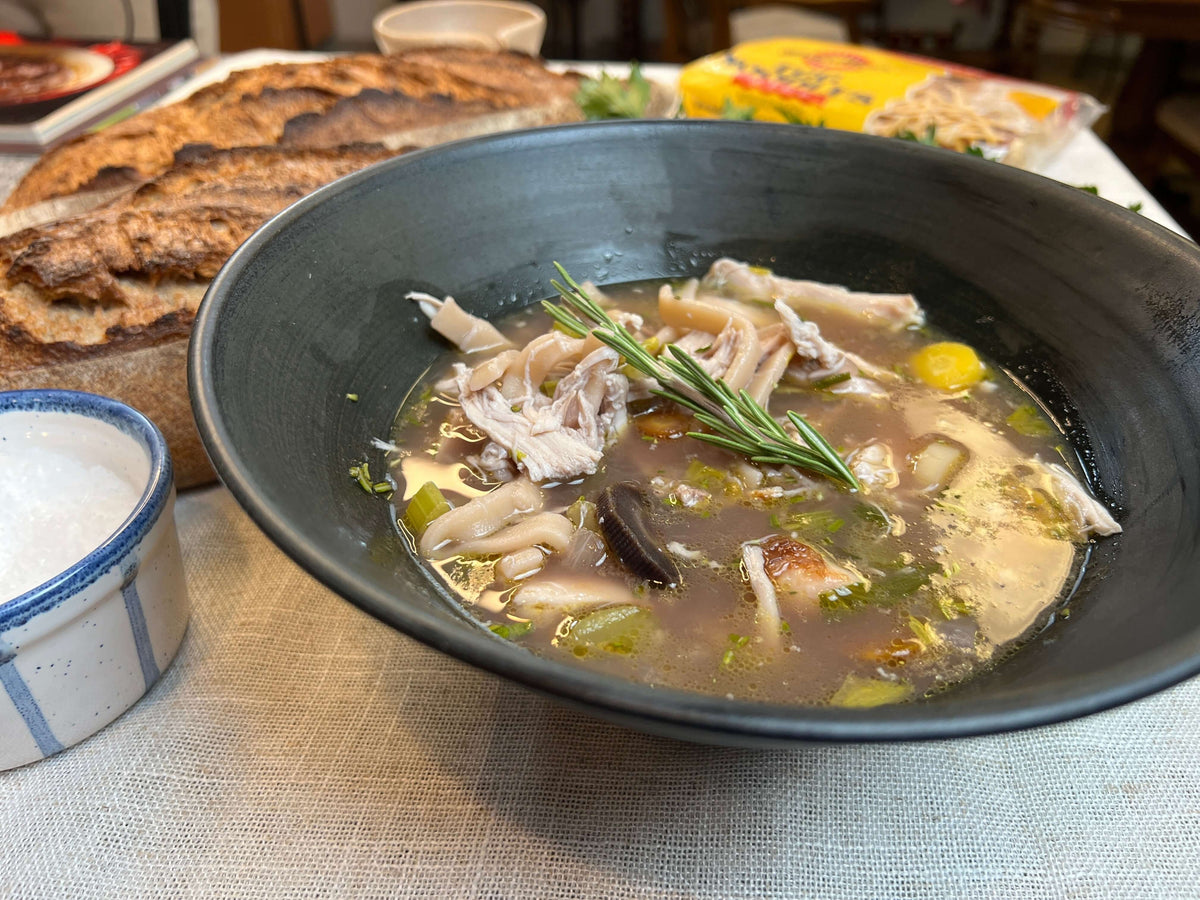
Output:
[191,120,1200,743]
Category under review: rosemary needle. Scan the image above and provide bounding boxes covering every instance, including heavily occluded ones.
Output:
[543,263,860,490]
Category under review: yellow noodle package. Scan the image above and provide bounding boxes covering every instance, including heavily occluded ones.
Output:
[680,38,1103,169]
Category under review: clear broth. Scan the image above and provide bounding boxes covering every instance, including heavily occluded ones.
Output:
[388,279,1085,707]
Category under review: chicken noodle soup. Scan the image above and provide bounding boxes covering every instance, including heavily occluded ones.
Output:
[387,259,1120,707]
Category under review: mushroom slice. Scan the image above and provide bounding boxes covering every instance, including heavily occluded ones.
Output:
[759,535,857,608]
[596,482,681,587]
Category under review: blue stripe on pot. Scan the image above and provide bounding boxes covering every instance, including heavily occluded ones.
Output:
[0,658,63,757]
[121,565,159,690]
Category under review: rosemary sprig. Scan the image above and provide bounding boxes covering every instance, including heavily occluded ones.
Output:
[543,263,860,489]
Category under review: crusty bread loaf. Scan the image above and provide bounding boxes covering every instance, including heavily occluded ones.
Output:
[0,143,401,486]
[3,48,580,212]
[0,49,584,488]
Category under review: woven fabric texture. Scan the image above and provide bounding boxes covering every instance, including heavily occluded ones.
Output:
[3,486,1199,899]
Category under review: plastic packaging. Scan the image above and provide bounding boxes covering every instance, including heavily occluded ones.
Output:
[680,39,1104,169]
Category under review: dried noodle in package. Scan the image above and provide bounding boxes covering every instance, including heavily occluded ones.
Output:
[680,38,1104,169]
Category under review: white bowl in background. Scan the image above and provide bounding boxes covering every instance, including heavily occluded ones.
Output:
[373,0,547,55]
[0,390,188,770]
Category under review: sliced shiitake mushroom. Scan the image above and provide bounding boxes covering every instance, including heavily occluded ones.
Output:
[596,482,681,587]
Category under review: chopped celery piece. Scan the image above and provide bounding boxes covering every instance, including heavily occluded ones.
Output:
[403,481,451,535]
[830,674,914,708]
[562,605,654,656]
[489,621,534,640]
[1006,404,1055,437]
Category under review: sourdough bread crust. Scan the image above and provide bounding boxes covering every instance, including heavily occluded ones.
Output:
[3,48,581,212]
[0,49,583,488]
[0,337,213,488]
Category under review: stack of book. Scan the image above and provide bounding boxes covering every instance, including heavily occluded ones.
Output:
[0,34,200,152]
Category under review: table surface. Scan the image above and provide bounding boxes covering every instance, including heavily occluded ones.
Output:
[2,65,1198,900]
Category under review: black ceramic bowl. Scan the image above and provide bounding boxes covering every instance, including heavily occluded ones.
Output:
[190,120,1200,745]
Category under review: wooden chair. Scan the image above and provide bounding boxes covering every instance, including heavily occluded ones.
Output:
[1156,93,1200,172]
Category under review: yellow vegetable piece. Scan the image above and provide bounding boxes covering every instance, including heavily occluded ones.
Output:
[830,674,914,708]
[909,342,985,392]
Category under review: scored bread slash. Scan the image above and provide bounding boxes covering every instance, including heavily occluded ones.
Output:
[2,47,583,213]
[0,187,130,238]
[376,99,582,151]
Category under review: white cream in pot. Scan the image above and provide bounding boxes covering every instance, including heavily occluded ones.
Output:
[0,434,144,601]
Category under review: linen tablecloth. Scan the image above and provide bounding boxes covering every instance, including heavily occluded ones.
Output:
[2,77,1198,898]
[4,486,1200,898]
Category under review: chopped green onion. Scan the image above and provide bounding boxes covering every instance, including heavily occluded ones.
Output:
[345,392,359,402]
[811,371,852,390]
[348,461,374,494]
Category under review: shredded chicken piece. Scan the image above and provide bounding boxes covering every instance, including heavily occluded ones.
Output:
[673,483,711,508]
[659,284,762,390]
[409,292,513,353]
[672,330,717,354]
[419,478,542,557]
[846,442,900,492]
[706,258,924,330]
[453,345,629,483]
[775,301,892,383]
[467,442,517,482]
[1043,463,1122,538]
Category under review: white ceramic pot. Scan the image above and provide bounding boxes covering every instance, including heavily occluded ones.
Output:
[0,390,188,770]
[373,0,547,55]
